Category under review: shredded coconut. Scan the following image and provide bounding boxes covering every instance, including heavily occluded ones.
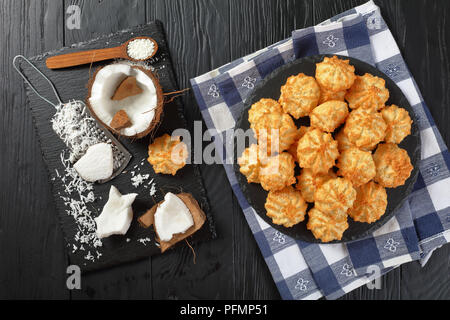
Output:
[137,237,152,246]
[128,160,157,194]
[51,100,124,170]
[131,173,150,188]
[127,38,155,60]
[56,150,103,262]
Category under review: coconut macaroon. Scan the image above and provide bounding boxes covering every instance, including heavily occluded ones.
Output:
[287,126,310,162]
[310,100,349,132]
[381,105,413,144]
[237,144,265,184]
[147,134,189,176]
[296,128,339,175]
[248,98,283,130]
[307,208,349,242]
[278,73,320,119]
[345,73,389,111]
[337,147,376,187]
[373,143,413,188]
[265,186,308,227]
[314,178,356,220]
[318,83,347,105]
[315,56,356,92]
[253,112,298,155]
[259,152,296,192]
[348,181,387,224]
[344,108,387,150]
[295,168,337,203]
[87,63,163,138]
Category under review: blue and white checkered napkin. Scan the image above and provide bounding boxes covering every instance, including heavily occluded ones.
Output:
[190,0,450,299]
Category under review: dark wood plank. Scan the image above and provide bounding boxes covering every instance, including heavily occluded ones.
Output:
[61,0,153,300]
[64,0,147,45]
[229,0,314,60]
[400,246,450,299]
[0,0,68,299]
[146,0,236,299]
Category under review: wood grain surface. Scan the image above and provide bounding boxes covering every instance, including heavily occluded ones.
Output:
[1,0,449,300]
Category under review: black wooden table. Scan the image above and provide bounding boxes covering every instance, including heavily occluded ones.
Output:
[1,0,449,300]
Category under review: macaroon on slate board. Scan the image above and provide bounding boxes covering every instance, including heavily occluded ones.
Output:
[18,21,215,272]
[234,54,421,243]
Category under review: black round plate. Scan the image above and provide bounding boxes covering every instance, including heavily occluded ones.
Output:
[233,54,421,243]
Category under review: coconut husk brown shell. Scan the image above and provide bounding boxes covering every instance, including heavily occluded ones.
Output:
[86,63,164,139]
[138,193,207,253]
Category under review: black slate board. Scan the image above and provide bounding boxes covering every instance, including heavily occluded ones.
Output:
[234,54,421,243]
[17,21,216,272]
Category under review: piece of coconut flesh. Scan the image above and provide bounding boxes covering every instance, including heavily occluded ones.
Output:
[154,192,194,242]
[95,185,138,239]
[73,143,113,182]
[88,63,157,137]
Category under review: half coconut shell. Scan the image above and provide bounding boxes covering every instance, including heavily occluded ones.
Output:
[86,63,164,139]
[138,193,206,253]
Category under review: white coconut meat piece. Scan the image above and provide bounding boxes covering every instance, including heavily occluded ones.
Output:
[154,192,194,242]
[95,185,138,239]
[73,143,113,182]
[89,63,157,137]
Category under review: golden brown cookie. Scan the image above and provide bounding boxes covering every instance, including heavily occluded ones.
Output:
[253,112,298,155]
[307,207,349,242]
[318,83,347,105]
[259,152,296,191]
[348,181,387,224]
[373,143,413,188]
[381,105,412,144]
[287,126,310,162]
[310,100,349,132]
[296,128,339,175]
[248,98,283,130]
[265,186,308,227]
[237,144,264,184]
[295,168,337,203]
[147,134,188,175]
[337,147,376,187]
[345,73,389,111]
[344,108,387,150]
[279,73,321,119]
[315,56,356,92]
[314,178,356,220]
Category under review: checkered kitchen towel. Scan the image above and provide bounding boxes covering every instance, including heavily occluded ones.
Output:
[190,1,450,299]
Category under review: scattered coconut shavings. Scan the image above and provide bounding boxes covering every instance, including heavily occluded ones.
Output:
[56,150,103,262]
[51,100,124,170]
[127,159,157,194]
[137,237,152,246]
[131,173,150,188]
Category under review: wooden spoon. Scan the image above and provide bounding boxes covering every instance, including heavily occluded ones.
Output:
[45,36,158,69]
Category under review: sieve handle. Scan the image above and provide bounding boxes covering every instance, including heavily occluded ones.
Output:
[13,55,63,107]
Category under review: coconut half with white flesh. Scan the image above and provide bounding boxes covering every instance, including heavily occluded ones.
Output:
[87,62,163,138]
